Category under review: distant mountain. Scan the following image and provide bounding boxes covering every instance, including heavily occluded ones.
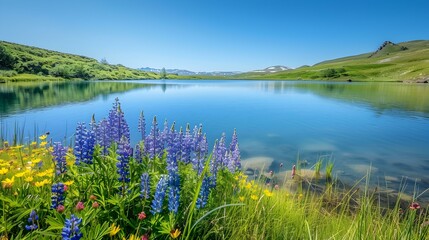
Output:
[251,65,292,73]
[237,40,429,82]
[138,67,241,76]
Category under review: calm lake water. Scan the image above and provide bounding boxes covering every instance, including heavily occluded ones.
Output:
[1,80,429,199]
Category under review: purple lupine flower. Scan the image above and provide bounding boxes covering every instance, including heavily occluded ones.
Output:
[138,111,146,140]
[25,210,38,231]
[74,122,96,165]
[160,119,170,147]
[140,173,150,199]
[145,116,162,159]
[117,136,132,185]
[181,124,193,164]
[229,129,238,152]
[228,143,241,173]
[52,142,67,175]
[192,127,208,175]
[74,122,86,165]
[96,118,110,155]
[108,98,130,144]
[166,122,180,174]
[51,183,65,209]
[168,173,180,214]
[134,143,142,163]
[61,214,83,240]
[196,176,211,209]
[217,133,227,167]
[150,175,168,215]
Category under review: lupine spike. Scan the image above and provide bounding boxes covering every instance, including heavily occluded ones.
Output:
[61,214,83,240]
[52,142,67,175]
[140,173,150,199]
[138,111,146,140]
[150,175,168,215]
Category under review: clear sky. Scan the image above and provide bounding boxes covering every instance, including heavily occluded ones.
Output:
[1,0,428,72]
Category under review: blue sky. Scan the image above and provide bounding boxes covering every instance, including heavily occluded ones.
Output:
[1,0,428,71]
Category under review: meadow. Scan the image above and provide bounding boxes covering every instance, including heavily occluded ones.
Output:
[1,99,428,239]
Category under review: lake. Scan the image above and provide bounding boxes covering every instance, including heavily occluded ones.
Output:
[1,80,428,200]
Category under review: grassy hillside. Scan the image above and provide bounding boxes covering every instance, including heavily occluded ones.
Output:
[237,40,429,82]
[0,41,161,81]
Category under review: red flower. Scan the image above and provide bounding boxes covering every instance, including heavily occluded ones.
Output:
[90,195,97,201]
[141,234,149,240]
[92,201,99,208]
[410,202,421,210]
[64,185,68,191]
[56,205,65,213]
[76,201,84,212]
[138,211,146,220]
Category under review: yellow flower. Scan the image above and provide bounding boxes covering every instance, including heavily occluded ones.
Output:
[64,180,74,186]
[245,182,252,189]
[15,171,26,178]
[24,176,33,182]
[30,141,37,146]
[0,168,8,175]
[298,193,303,199]
[250,194,258,200]
[39,135,47,140]
[34,179,51,187]
[2,177,15,189]
[40,141,47,147]
[170,229,181,239]
[126,234,140,240]
[110,223,120,236]
[239,196,245,202]
[36,171,47,177]
[263,189,273,197]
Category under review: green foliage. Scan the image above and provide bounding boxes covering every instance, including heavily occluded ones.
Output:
[0,45,16,69]
[0,41,160,81]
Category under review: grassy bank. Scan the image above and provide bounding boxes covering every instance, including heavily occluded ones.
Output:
[1,99,428,239]
[0,41,162,81]
[236,40,429,82]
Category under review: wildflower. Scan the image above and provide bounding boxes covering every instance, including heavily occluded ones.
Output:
[96,118,110,155]
[251,194,258,200]
[108,99,130,144]
[138,111,146,140]
[168,173,180,214]
[35,179,51,187]
[140,173,150,199]
[61,214,83,240]
[25,210,38,231]
[75,201,84,212]
[51,183,65,209]
[110,223,121,237]
[245,182,252,189]
[410,202,421,210]
[134,143,143,163]
[150,175,168,215]
[274,184,279,190]
[24,176,33,182]
[1,177,14,189]
[15,171,26,178]
[117,136,132,193]
[39,135,47,140]
[52,142,67,175]
[141,234,149,240]
[145,116,162,159]
[180,124,194,164]
[170,229,181,239]
[56,205,65,213]
[89,194,97,201]
[128,234,140,240]
[64,185,69,191]
[64,180,74,186]
[263,189,274,197]
[92,202,99,208]
[196,176,211,209]
[138,211,146,220]
[239,196,245,202]
[192,127,208,175]
[74,122,96,165]
[298,193,304,199]
[0,168,8,175]
[40,141,47,147]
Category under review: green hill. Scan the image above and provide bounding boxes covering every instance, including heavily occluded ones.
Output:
[0,41,160,81]
[237,40,429,82]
